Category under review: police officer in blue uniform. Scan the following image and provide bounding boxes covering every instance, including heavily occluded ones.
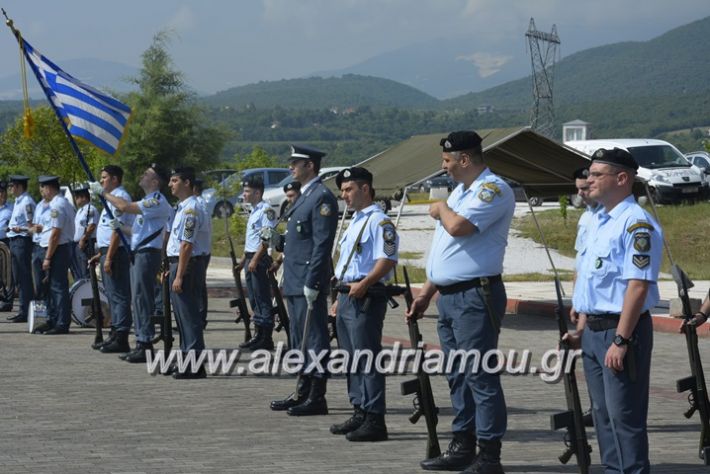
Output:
[167,167,206,379]
[94,164,172,363]
[270,145,338,416]
[91,165,135,353]
[571,148,663,474]
[36,176,76,334]
[407,131,514,474]
[238,175,278,351]
[30,194,51,305]
[0,181,15,311]
[329,167,398,442]
[7,175,35,322]
[70,185,98,281]
[567,166,603,427]
[193,177,212,329]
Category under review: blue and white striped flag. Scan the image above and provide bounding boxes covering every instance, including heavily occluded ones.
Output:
[22,39,131,155]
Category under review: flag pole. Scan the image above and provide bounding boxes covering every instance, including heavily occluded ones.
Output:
[3,9,132,250]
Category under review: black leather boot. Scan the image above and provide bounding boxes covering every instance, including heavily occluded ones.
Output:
[270,375,311,411]
[346,412,388,442]
[100,331,130,353]
[287,377,328,416]
[250,326,274,351]
[420,431,477,471]
[239,326,262,350]
[461,439,503,474]
[92,330,115,350]
[330,406,365,435]
[124,342,154,363]
[583,408,594,427]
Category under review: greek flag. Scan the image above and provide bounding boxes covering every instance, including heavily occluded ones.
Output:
[22,39,131,155]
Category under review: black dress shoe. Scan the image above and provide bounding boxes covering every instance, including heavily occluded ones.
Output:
[93,331,116,350]
[583,409,594,427]
[9,313,27,323]
[100,332,130,353]
[271,376,311,411]
[6,313,21,321]
[345,413,388,442]
[44,327,69,335]
[125,346,153,364]
[330,406,365,435]
[0,303,13,312]
[287,377,328,416]
[172,366,207,379]
[420,432,477,471]
[32,322,53,334]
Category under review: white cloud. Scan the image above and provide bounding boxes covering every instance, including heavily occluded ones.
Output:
[457,52,512,78]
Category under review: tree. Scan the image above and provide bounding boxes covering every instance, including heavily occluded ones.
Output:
[232,146,278,171]
[0,106,108,192]
[118,31,227,194]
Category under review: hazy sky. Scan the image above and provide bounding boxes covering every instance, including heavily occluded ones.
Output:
[1,0,709,94]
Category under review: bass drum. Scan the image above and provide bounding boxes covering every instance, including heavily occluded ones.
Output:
[69,278,112,328]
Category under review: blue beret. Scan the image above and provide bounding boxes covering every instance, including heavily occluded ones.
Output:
[440,131,482,152]
[591,148,639,172]
[336,167,373,189]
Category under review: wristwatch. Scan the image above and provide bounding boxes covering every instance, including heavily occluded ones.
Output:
[613,334,631,347]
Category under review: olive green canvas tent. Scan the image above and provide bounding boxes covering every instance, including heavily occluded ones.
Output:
[325,127,591,198]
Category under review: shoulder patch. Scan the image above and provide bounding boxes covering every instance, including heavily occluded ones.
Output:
[266,208,276,221]
[319,203,332,216]
[632,254,650,269]
[143,197,159,208]
[50,209,58,218]
[633,232,651,252]
[184,208,197,216]
[378,219,394,227]
[382,223,396,257]
[478,182,501,203]
[627,221,654,233]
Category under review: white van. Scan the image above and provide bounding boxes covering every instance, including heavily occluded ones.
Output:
[566,138,704,203]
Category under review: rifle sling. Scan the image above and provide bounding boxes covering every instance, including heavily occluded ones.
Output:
[336,214,372,283]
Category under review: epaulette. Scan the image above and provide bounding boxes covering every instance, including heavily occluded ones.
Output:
[627,221,654,233]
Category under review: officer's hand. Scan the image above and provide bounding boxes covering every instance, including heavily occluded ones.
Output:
[406,295,430,321]
[42,257,51,271]
[269,258,282,273]
[569,307,579,324]
[329,301,338,316]
[304,286,319,309]
[604,344,627,373]
[103,257,113,275]
[247,258,258,273]
[172,275,183,293]
[235,259,244,272]
[561,331,582,350]
[428,201,446,220]
[108,218,121,231]
[88,254,100,266]
[88,181,103,197]
[348,280,368,299]
[78,236,87,250]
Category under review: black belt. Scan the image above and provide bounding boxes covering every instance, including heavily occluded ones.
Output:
[586,311,650,332]
[9,235,31,241]
[98,246,128,256]
[436,275,502,295]
[167,256,198,264]
[244,252,255,257]
[135,247,161,255]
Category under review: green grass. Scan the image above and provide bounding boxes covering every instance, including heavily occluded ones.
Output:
[406,192,442,205]
[513,202,710,280]
[211,216,245,258]
[399,251,423,260]
[504,270,574,282]
[395,265,428,284]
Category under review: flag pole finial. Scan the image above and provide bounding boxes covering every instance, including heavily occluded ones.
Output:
[2,8,20,38]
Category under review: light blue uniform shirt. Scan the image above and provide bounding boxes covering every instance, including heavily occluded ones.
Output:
[131,191,172,251]
[0,202,14,239]
[425,168,515,286]
[73,203,99,242]
[244,200,277,253]
[167,196,203,257]
[7,192,36,238]
[334,204,398,283]
[572,195,663,315]
[39,194,75,247]
[97,186,134,248]
[194,195,212,256]
[32,200,51,244]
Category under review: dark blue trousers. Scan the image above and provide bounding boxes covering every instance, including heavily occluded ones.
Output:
[31,244,46,301]
[169,259,204,352]
[287,293,329,378]
[336,292,387,414]
[99,247,132,333]
[244,254,273,329]
[130,249,161,343]
[69,242,88,281]
[10,237,34,316]
[436,282,507,440]
[582,315,653,474]
[46,244,71,330]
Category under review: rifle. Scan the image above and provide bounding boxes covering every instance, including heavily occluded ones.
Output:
[674,265,710,464]
[399,266,441,460]
[226,216,252,343]
[268,269,290,343]
[549,277,592,473]
[332,283,404,311]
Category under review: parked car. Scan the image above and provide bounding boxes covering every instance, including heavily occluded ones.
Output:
[418,174,457,193]
[684,151,710,196]
[263,167,347,217]
[202,167,290,217]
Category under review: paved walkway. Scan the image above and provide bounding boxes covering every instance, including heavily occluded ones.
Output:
[2,293,709,473]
